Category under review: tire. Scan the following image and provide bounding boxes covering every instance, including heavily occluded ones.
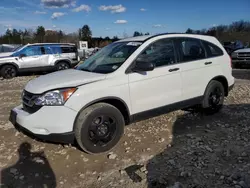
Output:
[0,65,17,79]
[56,61,70,71]
[75,103,125,154]
[201,80,225,115]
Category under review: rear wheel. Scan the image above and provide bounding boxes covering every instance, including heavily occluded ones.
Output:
[0,65,17,79]
[201,80,225,115]
[56,62,70,71]
[75,103,125,154]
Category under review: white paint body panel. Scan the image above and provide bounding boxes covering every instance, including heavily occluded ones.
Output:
[128,65,182,114]
[12,105,77,135]
[12,34,235,136]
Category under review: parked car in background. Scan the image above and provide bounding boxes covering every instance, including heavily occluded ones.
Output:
[223,40,244,55]
[231,48,250,68]
[10,33,234,154]
[0,44,22,53]
[0,43,79,79]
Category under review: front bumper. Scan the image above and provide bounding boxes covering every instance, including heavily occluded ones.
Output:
[9,105,78,143]
[232,59,250,65]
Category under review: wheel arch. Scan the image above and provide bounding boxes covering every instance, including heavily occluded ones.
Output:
[0,62,19,70]
[206,75,229,96]
[73,97,131,132]
[54,59,71,67]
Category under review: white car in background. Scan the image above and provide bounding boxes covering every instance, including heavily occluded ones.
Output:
[10,33,234,154]
[0,43,79,79]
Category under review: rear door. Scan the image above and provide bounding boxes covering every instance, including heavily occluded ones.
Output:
[38,46,51,67]
[175,37,220,100]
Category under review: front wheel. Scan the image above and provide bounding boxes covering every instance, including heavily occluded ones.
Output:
[201,80,225,115]
[75,103,125,154]
[0,65,17,79]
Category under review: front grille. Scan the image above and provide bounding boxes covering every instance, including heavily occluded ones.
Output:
[237,52,250,59]
[22,90,42,114]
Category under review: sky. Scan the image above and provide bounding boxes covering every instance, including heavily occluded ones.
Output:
[0,0,249,38]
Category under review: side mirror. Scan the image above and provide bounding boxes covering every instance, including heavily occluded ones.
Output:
[19,54,26,58]
[132,60,155,72]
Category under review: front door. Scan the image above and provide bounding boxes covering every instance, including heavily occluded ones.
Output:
[17,46,43,69]
[128,38,182,114]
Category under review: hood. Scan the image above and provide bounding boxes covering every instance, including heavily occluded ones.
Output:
[234,48,250,53]
[0,52,13,58]
[25,69,106,94]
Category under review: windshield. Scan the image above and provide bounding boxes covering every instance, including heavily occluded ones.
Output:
[76,41,142,74]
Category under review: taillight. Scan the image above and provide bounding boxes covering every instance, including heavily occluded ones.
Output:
[229,55,232,68]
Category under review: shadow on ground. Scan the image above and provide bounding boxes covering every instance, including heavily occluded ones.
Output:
[1,142,56,188]
[145,103,250,187]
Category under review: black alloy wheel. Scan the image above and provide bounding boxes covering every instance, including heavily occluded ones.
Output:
[88,115,117,147]
[1,65,17,79]
[75,103,125,154]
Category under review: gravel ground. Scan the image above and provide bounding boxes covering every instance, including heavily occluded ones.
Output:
[0,69,250,188]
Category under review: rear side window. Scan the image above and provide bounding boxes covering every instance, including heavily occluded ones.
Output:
[61,46,77,53]
[176,38,206,62]
[50,46,62,54]
[202,41,224,57]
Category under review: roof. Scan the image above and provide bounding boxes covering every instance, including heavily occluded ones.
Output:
[118,33,216,42]
[118,35,153,42]
[27,43,76,46]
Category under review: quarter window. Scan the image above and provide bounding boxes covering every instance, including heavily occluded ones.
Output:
[176,38,206,62]
[202,41,223,57]
[136,39,176,67]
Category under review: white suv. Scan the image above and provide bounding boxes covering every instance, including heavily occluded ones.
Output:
[0,43,79,79]
[10,33,235,154]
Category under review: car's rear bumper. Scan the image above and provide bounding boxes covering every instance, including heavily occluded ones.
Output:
[228,83,234,92]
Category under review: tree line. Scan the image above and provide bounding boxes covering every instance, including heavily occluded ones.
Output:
[0,25,120,48]
[185,20,250,44]
[0,20,249,48]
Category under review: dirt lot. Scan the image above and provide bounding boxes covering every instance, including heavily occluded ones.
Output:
[0,69,250,188]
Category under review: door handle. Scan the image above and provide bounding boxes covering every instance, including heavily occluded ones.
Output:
[169,68,179,72]
[205,62,212,65]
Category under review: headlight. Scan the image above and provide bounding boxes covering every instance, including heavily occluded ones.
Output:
[34,88,77,106]
[231,52,237,57]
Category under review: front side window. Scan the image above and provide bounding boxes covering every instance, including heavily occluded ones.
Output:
[18,46,42,57]
[176,38,206,62]
[76,41,142,74]
[136,39,176,67]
